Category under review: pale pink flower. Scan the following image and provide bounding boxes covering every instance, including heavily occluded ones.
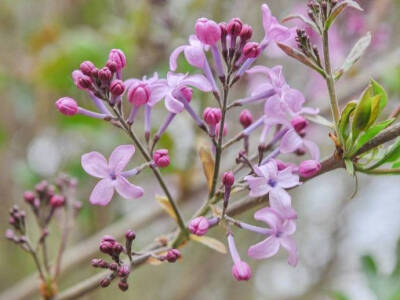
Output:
[244,160,299,219]
[260,3,291,48]
[81,145,144,206]
[248,207,298,267]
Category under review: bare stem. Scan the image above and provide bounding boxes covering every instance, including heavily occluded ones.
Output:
[322,30,341,135]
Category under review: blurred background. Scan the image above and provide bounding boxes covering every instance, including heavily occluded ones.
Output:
[1,0,400,299]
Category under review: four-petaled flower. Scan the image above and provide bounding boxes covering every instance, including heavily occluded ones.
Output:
[245,160,299,219]
[81,145,144,206]
[248,207,298,267]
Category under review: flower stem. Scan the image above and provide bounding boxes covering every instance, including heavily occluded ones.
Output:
[322,30,341,138]
[111,107,188,239]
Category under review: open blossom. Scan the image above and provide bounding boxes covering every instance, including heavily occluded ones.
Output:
[260,4,291,48]
[81,145,144,206]
[248,207,298,267]
[244,160,299,219]
[151,72,212,114]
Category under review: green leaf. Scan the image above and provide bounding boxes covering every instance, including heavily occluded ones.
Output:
[339,101,357,141]
[306,114,334,128]
[325,0,363,30]
[345,158,354,175]
[361,255,378,276]
[329,291,350,300]
[277,43,326,77]
[370,79,388,115]
[392,161,400,168]
[366,138,400,170]
[282,14,321,34]
[352,86,373,141]
[353,119,394,153]
[336,32,371,80]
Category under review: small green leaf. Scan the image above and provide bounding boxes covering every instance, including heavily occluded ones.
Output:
[325,0,363,30]
[352,86,373,141]
[353,119,394,153]
[329,291,350,300]
[282,14,320,34]
[336,32,371,80]
[306,114,334,128]
[345,158,354,175]
[366,138,400,170]
[370,79,388,115]
[392,161,400,168]
[277,42,326,77]
[361,255,378,276]
[339,101,357,141]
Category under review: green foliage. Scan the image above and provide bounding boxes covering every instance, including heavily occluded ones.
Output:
[329,291,350,300]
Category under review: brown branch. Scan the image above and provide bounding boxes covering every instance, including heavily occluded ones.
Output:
[54,155,344,299]
[355,122,400,156]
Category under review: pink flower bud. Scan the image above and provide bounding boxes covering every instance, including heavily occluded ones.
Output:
[239,109,253,128]
[243,42,261,58]
[128,84,150,106]
[239,24,253,41]
[219,22,227,37]
[165,249,181,263]
[216,122,227,137]
[110,80,125,96]
[299,160,321,178]
[180,86,193,103]
[195,18,221,45]
[117,264,130,277]
[203,107,222,126]
[50,195,65,208]
[227,18,243,36]
[222,171,234,187]
[72,70,92,90]
[106,60,117,73]
[291,116,309,134]
[108,49,126,70]
[118,280,129,291]
[100,277,111,288]
[98,67,112,83]
[188,217,209,236]
[232,261,251,281]
[125,230,136,241]
[153,149,170,168]
[101,235,116,244]
[275,159,288,171]
[113,243,123,255]
[56,97,78,116]
[80,61,96,76]
[109,262,118,271]
[23,191,35,204]
[99,241,114,255]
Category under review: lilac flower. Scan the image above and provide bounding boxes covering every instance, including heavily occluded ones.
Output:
[247,207,298,267]
[260,3,291,48]
[81,145,144,206]
[169,35,218,92]
[244,160,299,219]
[280,129,320,161]
[152,72,212,114]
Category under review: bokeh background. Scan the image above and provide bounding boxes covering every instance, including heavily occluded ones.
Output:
[1,0,400,299]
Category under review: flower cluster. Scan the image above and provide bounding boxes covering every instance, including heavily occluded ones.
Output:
[54,0,390,291]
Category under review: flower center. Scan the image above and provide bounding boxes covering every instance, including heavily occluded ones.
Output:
[110,172,117,180]
[268,179,277,187]
[275,231,283,238]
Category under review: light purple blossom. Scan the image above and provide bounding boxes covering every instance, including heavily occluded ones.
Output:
[247,207,298,267]
[151,72,212,114]
[81,145,144,206]
[244,160,299,219]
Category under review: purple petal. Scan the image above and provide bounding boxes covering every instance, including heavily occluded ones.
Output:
[148,83,169,106]
[179,74,213,92]
[277,168,300,188]
[248,236,280,259]
[81,152,109,178]
[303,139,320,161]
[169,45,186,71]
[280,237,298,267]
[270,188,291,207]
[280,129,303,153]
[245,176,271,197]
[109,145,135,173]
[124,79,140,90]
[254,207,282,230]
[283,220,296,236]
[258,160,278,178]
[89,178,114,206]
[165,93,184,114]
[115,176,144,200]
[184,45,206,69]
[283,87,305,114]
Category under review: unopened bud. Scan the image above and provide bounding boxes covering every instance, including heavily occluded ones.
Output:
[299,160,321,178]
[239,109,253,128]
[153,149,170,168]
[188,216,209,236]
[56,97,78,116]
[110,80,125,96]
